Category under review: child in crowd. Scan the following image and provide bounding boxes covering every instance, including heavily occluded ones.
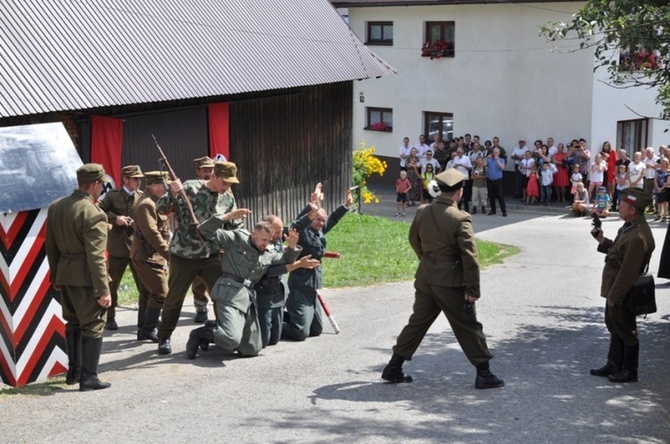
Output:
[588,153,606,202]
[570,164,583,195]
[525,164,540,205]
[591,186,610,217]
[471,156,488,214]
[655,158,669,222]
[395,170,411,217]
[572,182,589,216]
[421,163,436,204]
[613,164,629,211]
[539,162,554,206]
[519,150,535,200]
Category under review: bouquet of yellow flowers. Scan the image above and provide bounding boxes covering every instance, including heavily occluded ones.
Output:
[352,141,387,211]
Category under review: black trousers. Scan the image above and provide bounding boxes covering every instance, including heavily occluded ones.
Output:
[487,178,506,213]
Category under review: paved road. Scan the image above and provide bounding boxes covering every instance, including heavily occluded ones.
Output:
[2,198,670,443]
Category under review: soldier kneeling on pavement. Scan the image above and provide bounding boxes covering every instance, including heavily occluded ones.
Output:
[186,210,319,359]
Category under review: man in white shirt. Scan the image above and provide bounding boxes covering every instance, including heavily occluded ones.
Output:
[399,137,411,171]
[420,150,441,175]
[643,146,659,212]
[453,148,473,211]
[512,140,529,198]
[414,135,430,159]
[547,137,557,157]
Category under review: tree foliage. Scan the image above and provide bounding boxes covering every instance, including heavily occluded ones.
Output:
[540,1,670,118]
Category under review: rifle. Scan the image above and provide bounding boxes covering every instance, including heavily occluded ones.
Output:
[151,135,202,238]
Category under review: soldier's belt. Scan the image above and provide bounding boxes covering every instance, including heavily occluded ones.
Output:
[221,272,252,288]
[421,252,460,262]
[60,252,87,260]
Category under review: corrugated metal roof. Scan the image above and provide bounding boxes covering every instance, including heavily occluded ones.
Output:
[331,0,576,6]
[0,0,396,118]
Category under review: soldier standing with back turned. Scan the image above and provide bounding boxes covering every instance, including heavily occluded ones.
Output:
[381,168,504,390]
[46,164,112,391]
[97,165,145,330]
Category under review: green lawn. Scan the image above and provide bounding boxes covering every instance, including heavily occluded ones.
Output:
[117,213,518,304]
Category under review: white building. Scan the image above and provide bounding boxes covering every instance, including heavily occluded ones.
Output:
[333,0,668,173]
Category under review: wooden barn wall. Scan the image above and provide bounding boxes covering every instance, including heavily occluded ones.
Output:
[229,82,353,224]
[120,107,209,179]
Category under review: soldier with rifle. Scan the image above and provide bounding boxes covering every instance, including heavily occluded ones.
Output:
[154,149,244,354]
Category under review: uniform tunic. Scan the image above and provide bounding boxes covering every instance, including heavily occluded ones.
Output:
[254,240,290,347]
[392,195,493,366]
[597,214,655,346]
[97,187,144,315]
[46,189,110,337]
[131,193,170,309]
[199,216,300,356]
[283,204,348,341]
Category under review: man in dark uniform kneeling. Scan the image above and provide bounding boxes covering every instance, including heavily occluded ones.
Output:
[382,168,504,389]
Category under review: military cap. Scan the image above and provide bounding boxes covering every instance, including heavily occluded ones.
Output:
[214,161,239,184]
[121,165,144,178]
[193,156,215,169]
[144,171,170,185]
[435,168,467,192]
[620,188,653,211]
[76,163,107,184]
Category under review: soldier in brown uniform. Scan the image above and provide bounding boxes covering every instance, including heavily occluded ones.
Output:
[590,188,655,383]
[97,165,144,330]
[382,169,504,389]
[131,171,171,343]
[191,156,215,323]
[46,164,112,391]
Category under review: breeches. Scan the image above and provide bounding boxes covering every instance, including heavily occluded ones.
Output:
[393,280,493,366]
[213,302,262,356]
[131,259,167,309]
[282,287,322,341]
[157,254,221,339]
[605,302,638,346]
[60,286,106,338]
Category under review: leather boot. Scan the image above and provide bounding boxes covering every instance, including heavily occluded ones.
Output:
[591,335,623,377]
[137,306,160,343]
[65,327,82,385]
[79,336,111,391]
[381,353,413,383]
[608,343,639,383]
[137,304,147,330]
[186,324,215,359]
[475,361,504,389]
[158,338,172,355]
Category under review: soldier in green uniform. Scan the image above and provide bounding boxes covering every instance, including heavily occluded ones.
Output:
[131,171,171,343]
[191,156,215,324]
[155,161,244,354]
[382,168,504,390]
[590,188,655,383]
[46,163,112,391]
[186,212,319,359]
[97,165,145,330]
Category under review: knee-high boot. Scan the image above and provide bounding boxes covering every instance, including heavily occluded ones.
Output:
[137,304,147,330]
[608,343,639,383]
[79,336,111,391]
[137,306,160,343]
[65,328,82,385]
[590,334,623,377]
[186,323,215,360]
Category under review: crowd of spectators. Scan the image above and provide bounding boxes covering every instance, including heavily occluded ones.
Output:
[397,134,670,220]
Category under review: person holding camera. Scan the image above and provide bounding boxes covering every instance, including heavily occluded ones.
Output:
[97,165,145,331]
[590,188,655,383]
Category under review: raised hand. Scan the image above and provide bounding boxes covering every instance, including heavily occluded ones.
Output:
[286,228,300,249]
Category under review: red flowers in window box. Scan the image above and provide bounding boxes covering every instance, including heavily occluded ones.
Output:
[421,40,453,59]
[370,121,391,132]
[619,50,662,72]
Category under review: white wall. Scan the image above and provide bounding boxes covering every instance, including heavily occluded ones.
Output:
[345,2,662,169]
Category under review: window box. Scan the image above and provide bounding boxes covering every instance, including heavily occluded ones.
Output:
[619,49,661,72]
[365,107,393,132]
[423,21,455,59]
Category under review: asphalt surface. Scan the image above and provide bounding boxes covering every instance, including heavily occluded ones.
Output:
[2,190,670,443]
